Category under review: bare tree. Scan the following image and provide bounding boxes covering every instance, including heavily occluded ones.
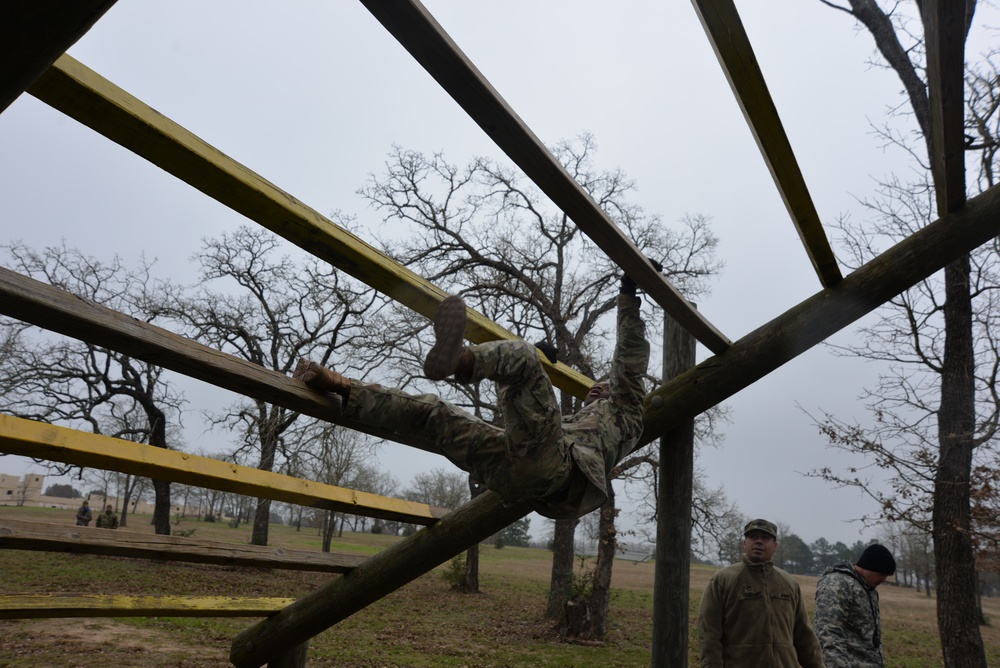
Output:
[819,2,993,663]
[169,225,375,546]
[402,468,470,509]
[289,420,380,551]
[360,134,722,624]
[0,242,184,534]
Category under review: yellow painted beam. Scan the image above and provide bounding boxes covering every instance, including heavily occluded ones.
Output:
[0,414,446,525]
[691,0,842,289]
[0,594,295,619]
[25,54,595,399]
[359,0,731,354]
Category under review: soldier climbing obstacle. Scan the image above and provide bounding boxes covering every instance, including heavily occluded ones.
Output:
[294,260,659,520]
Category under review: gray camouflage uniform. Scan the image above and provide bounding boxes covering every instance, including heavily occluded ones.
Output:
[814,560,885,667]
[341,294,649,519]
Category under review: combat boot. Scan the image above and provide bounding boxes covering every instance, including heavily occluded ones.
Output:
[294,359,351,402]
[424,295,474,381]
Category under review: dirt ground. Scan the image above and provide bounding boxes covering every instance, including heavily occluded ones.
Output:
[0,617,228,667]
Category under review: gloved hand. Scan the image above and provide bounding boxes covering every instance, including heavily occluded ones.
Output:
[534,341,558,364]
[621,257,664,295]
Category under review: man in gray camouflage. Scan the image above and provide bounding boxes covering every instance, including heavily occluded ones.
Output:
[814,543,896,667]
[294,267,652,520]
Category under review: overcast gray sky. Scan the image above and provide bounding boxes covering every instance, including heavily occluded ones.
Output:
[2,1,988,549]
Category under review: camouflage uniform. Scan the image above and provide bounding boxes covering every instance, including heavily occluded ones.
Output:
[95,509,119,529]
[342,294,649,519]
[814,560,885,667]
[75,503,92,526]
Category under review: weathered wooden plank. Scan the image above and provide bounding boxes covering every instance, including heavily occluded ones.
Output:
[357,0,731,354]
[0,414,446,525]
[0,264,444,454]
[0,0,117,113]
[690,0,842,288]
[0,594,295,620]
[24,54,595,399]
[0,519,365,573]
[924,0,968,214]
[231,492,528,668]
[638,181,1000,447]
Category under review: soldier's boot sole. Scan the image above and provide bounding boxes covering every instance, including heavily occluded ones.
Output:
[424,295,468,380]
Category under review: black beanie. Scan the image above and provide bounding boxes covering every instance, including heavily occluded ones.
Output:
[857,544,896,575]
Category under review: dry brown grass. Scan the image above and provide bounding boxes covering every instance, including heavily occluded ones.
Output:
[2,505,1000,667]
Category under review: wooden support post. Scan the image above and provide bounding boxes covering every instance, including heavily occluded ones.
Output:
[651,311,697,666]
[267,642,308,668]
[230,492,528,668]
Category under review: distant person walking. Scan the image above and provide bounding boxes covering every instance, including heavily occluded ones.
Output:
[814,543,896,667]
[95,504,119,529]
[75,500,92,526]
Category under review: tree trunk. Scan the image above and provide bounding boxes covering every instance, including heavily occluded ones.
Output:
[151,479,171,535]
[585,486,618,641]
[460,478,485,594]
[933,255,987,667]
[251,415,280,546]
[251,497,271,546]
[120,487,131,528]
[322,510,334,553]
[546,517,579,618]
[144,402,171,535]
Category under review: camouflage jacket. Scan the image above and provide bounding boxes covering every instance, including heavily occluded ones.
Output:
[698,556,824,668]
[343,294,649,520]
[814,560,884,667]
[95,511,119,529]
[544,293,649,517]
[75,505,92,526]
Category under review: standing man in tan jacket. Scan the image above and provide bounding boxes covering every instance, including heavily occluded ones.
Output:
[697,519,824,668]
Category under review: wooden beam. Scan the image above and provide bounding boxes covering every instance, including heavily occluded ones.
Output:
[0,264,450,455]
[924,0,968,214]
[358,0,731,354]
[25,54,595,399]
[691,0,842,288]
[638,182,1000,446]
[0,0,117,113]
[0,414,447,526]
[230,492,529,668]
[0,594,295,620]
[0,519,365,573]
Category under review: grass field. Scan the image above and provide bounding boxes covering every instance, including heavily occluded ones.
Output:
[1,505,999,667]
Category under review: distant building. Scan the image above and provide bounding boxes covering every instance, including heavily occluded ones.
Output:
[0,471,44,506]
[0,471,215,517]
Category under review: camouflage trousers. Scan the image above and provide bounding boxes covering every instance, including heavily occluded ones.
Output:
[344,340,574,506]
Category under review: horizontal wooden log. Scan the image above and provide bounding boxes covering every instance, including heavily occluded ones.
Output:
[0,264,447,454]
[0,0,116,113]
[0,594,295,620]
[0,414,446,525]
[358,0,731,353]
[25,54,595,399]
[230,492,529,668]
[638,181,1000,447]
[691,0,842,288]
[0,519,365,573]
